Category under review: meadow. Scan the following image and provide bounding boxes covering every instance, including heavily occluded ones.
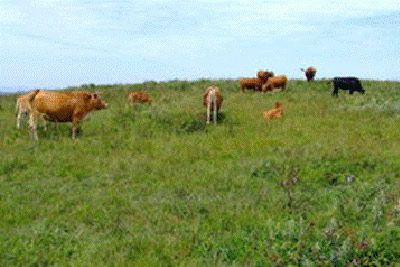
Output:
[1,79,400,266]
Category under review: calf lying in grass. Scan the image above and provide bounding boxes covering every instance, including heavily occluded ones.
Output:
[263,102,283,120]
[128,91,152,104]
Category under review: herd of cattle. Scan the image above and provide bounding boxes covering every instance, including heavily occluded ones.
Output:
[14,67,365,139]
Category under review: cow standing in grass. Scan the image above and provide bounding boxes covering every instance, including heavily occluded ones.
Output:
[28,90,108,140]
[240,70,274,92]
[203,85,223,124]
[332,77,365,96]
[301,66,317,81]
[262,75,288,92]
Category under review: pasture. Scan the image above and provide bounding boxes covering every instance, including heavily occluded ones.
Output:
[1,79,400,265]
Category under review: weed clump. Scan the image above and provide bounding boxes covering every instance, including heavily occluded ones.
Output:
[179,117,205,133]
[251,160,278,179]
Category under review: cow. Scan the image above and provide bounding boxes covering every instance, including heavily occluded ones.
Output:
[240,70,273,92]
[128,91,152,104]
[203,85,223,124]
[301,66,317,82]
[28,90,108,140]
[263,102,283,120]
[262,75,288,92]
[16,91,35,129]
[332,77,365,96]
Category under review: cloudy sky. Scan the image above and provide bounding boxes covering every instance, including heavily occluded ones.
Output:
[0,0,399,91]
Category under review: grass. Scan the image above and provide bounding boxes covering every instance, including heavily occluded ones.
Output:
[1,79,400,265]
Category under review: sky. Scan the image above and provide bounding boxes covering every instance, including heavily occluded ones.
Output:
[0,0,399,92]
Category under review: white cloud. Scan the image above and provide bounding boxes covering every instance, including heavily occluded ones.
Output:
[0,2,25,24]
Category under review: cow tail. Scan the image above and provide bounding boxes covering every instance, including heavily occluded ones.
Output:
[28,89,40,102]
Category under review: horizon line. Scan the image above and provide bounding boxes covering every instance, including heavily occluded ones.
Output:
[1,77,400,93]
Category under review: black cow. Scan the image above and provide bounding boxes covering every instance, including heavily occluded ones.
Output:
[332,77,365,96]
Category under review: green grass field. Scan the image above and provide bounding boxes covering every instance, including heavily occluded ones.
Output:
[1,79,400,266]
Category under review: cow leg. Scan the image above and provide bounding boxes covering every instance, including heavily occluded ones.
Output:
[332,84,339,97]
[349,90,354,95]
[29,112,39,140]
[72,122,79,139]
[261,84,265,92]
[16,111,22,129]
[72,114,84,139]
[206,101,211,124]
[213,97,217,125]
[43,117,48,131]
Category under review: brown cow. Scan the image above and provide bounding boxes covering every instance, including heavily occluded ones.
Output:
[128,91,152,104]
[203,85,223,124]
[263,102,283,120]
[28,90,108,140]
[301,67,317,82]
[240,70,273,92]
[262,75,288,92]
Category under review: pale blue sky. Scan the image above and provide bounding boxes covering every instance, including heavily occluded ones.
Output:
[1,0,399,91]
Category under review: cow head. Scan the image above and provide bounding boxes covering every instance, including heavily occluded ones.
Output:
[257,70,274,82]
[87,93,108,110]
[274,102,283,109]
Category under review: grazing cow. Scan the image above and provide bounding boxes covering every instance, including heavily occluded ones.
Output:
[301,66,317,81]
[28,90,108,140]
[240,70,274,92]
[332,77,365,96]
[128,91,152,104]
[263,102,283,120]
[262,75,288,92]
[203,85,223,124]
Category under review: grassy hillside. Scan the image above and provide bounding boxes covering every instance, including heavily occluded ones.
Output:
[1,79,400,266]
